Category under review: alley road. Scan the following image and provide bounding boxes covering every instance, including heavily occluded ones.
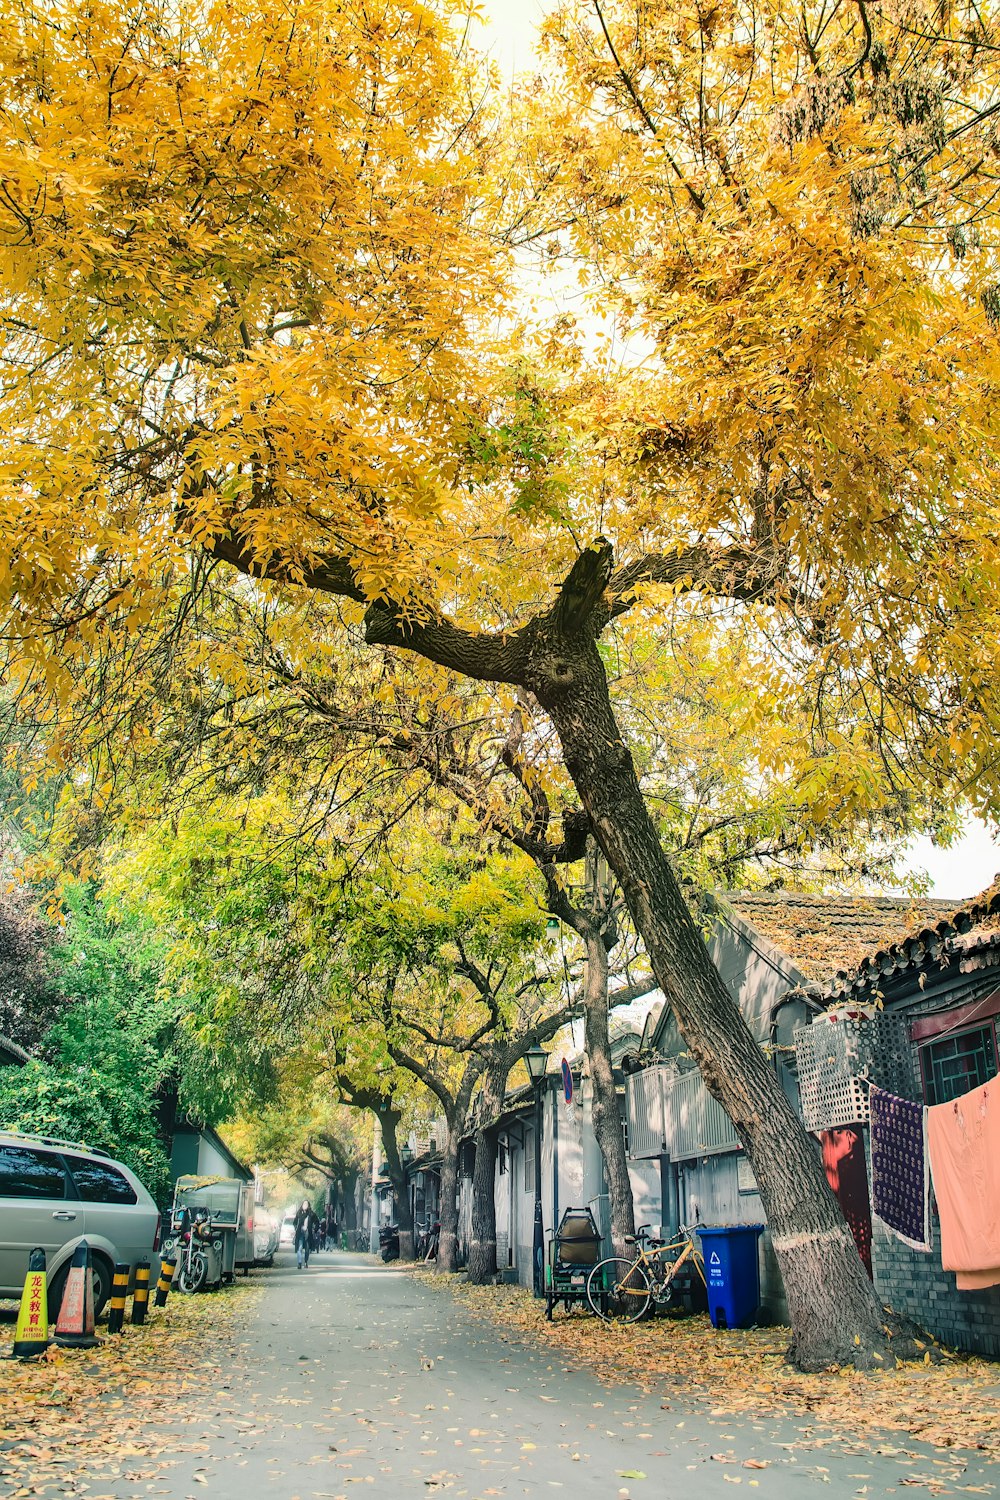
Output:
[100,1251,998,1498]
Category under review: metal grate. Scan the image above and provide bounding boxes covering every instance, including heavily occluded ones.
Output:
[669,1069,741,1159]
[794,1011,917,1131]
[624,1064,741,1161]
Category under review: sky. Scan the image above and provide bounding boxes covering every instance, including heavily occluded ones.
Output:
[475,0,548,78]
[472,2,999,901]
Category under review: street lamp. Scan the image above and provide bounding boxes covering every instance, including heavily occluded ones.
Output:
[524,1042,548,1297]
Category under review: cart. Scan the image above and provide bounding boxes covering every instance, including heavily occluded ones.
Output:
[544,1207,603,1319]
[172,1175,256,1281]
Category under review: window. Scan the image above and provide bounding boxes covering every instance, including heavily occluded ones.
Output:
[0,1145,69,1200]
[524,1125,535,1191]
[64,1154,138,1205]
[920,1024,997,1107]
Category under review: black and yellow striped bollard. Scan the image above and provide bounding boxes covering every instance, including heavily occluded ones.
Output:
[154,1255,176,1309]
[107,1262,130,1335]
[131,1259,151,1325]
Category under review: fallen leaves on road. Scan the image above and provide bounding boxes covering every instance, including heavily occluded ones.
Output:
[0,1278,262,1497]
[426,1277,1000,1458]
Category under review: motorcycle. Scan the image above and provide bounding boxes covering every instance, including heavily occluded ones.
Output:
[415,1218,440,1263]
[378,1224,400,1262]
[166,1207,224,1293]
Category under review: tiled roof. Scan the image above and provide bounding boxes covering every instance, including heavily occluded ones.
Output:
[721,890,960,985]
[823,877,1000,1001]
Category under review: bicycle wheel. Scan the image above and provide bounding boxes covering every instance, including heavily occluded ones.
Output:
[587,1257,652,1323]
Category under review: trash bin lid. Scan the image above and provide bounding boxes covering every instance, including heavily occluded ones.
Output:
[696,1224,764,1237]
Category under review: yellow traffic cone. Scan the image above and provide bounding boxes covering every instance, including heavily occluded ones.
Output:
[54,1240,101,1349]
[11,1248,52,1359]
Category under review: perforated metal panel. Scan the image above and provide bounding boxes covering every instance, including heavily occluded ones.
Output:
[794,1012,917,1131]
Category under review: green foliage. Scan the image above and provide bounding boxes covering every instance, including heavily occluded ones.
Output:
[0,1058,171,1205]
[0,881,176,1199]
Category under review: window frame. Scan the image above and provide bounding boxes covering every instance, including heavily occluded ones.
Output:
[919,1019,998,1107]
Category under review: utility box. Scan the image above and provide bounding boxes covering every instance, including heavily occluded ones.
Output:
[697,1224,764,1330]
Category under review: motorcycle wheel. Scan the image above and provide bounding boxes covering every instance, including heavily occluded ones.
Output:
[177,1251,208,1293]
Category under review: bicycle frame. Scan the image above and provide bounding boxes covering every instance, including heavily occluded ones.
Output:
[644,1236,706,1298]
[618,1233,706,1303]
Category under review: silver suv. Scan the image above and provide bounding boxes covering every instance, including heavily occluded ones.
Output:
[0,1131,161,1317]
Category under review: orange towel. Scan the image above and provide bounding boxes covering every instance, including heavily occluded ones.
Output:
[927,1078,1000,1291]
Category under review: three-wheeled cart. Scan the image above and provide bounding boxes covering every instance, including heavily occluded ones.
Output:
[172,1175,256,1281]
[544,1207,603,1319]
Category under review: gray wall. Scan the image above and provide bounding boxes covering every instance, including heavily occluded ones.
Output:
[675,1152,787,1321]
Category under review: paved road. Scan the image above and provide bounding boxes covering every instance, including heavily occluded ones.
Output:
[102,1251,998,1498]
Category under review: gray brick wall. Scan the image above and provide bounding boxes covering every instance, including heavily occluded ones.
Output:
[870,1187,1000,1359]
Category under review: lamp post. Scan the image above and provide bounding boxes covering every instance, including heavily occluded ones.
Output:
[525,1041,548,1297]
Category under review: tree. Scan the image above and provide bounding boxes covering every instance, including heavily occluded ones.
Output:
[0,880,177,1201]
[5,0,1000,1366]
[0,851,64,1054]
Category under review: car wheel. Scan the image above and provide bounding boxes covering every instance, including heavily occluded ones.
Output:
[47,1253,112,1322]
[46,1264,68,1323]
[90,1256,112,1318]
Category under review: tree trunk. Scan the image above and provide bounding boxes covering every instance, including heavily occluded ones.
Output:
[342,1170,358,1239]
[467,1061,508,1284]
[526,623,906,1371]
[582,929,636,1258]
[378,1108,415,1260]
[436,1111,462,1274]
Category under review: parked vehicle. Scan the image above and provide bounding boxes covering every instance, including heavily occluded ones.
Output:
[278,1214,296,1248]
[0,1130,161,1318]
[253,1207,280,1266]
[164,1206,224,1293]
[171,1175,255,1278]
[378,1224,400,1263]
[415,1218,440,1262]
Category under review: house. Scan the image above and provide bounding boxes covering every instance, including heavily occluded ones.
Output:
[626,883,1000,1355]
[626,890,960,1325]
[169,1120,253,1186]
[805,879,1000,1356]
[454,1015,661,1285]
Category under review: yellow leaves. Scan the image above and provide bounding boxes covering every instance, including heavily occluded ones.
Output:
[433,1275,1000,1461]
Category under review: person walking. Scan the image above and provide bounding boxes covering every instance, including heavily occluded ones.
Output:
[293,1199,318,1269]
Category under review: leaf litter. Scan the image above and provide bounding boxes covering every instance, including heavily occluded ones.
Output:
[0,1277,263,1497]
[423,1276,1000,1461]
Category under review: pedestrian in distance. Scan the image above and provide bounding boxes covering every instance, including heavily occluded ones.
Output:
[293,1199,318,1269]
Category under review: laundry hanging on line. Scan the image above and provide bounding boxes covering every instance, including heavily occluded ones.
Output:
[927,1075,1000,1292]
[868,1084,932,1254]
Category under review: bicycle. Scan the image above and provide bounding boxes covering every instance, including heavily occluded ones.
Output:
[586,1224,706,1323]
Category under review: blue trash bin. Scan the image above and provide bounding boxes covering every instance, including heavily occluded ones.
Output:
[697,1225,764,1330]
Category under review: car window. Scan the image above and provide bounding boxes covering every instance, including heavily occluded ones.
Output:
[0,1144,70,1200]
[64,1155,138,1205]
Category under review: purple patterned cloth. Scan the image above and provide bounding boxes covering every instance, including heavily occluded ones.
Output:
[869,1084,932,1252]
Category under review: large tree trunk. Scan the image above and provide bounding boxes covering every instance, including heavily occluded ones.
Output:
[526,620,906,1371]
[582,930,636,1258]
[378,1108,415,1260]
[467,1061,508,1285]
